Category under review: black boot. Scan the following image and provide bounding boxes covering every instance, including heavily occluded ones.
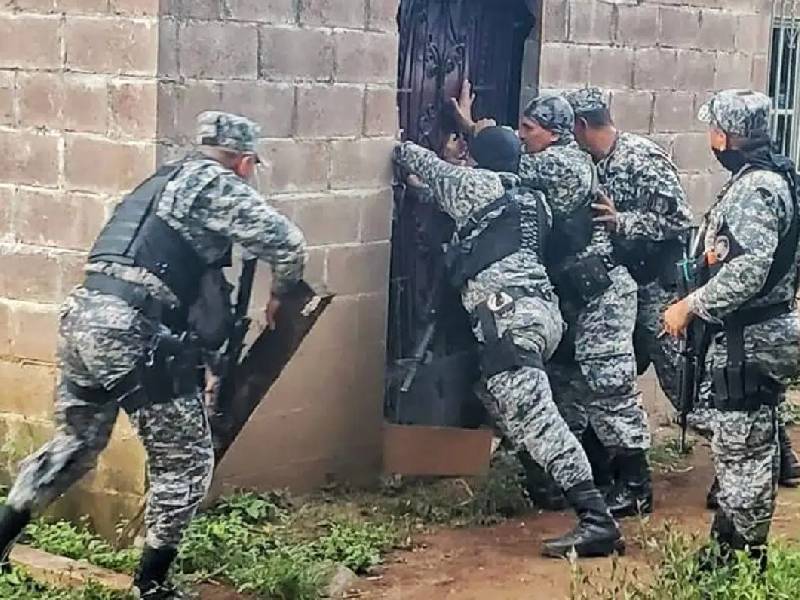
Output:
[541,481,625,558]
[778,423,800,487]
[696,510,736,572]
[0,505,31,572]
[582,427,614,493]
[706,477,720,510]
[133,545,180,599]
[517,450,567,511]
[606,449,653,518]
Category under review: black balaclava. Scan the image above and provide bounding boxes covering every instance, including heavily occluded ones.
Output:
[713,136,772,174]
[469,126,521,174]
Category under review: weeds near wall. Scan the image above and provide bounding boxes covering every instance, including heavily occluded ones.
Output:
[0,453,531,598]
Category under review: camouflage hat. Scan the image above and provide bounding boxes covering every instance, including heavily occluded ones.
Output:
[522,94,575,138]
[698,89,771,139]
[563,87,609,116]
[196,110,261,156]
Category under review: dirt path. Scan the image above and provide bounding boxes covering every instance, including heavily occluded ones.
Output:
[193,431,800,600]
[353,433,800,600]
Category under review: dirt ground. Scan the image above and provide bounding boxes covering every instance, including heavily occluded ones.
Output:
[198,431,800,600]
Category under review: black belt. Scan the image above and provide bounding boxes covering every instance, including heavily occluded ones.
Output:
[83,273,178,326]
[64,369,146,411]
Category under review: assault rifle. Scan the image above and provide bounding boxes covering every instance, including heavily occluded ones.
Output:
[674,231,707,454]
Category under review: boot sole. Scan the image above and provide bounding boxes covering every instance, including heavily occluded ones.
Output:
[541,537,626,559]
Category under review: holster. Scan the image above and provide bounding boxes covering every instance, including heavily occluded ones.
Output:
[711,303,791,412]
[475,298,543,379]
[553,254,613,306]
[65,332,201,414]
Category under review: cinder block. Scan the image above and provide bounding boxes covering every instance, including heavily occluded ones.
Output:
[219,81,295,138]
[64,135,155,194]
[652,91,695,133]
[329,138,394,189]
[588,47,634,88]
[0,130,60,187]
[65,17,158,75]
[568,0,615,44]
[609,90,653,134]
[227,0,296,23]
[62,74,110,133]
[672,132,714,171]
[291,194,361,245]
[326,241,390,295]
[0,72,13,126]
[697,9,736,52]
[300,0,367,29]
[334,30,398,84]
[539,43,590,88]
[714,52,752,90]
[364,86,398,136]
[258,139,330,193]
[0,15,61,70]
[110,80,158,138]
[259,26,335,81]
[658,6,701,48]
[633,47,678,90]
[735,13,770,55]
[178,21,258,79]
[57,0,109,13]
[367,0,399,32]
[9,303,59,363]
[0,301,10,355]
[616,4,659,48]
[110,0,160,16]
[0,248,62,304]
[0,362,56,420]
[542,0,568,43]
[296,84,364,137]
[675,50,715,92]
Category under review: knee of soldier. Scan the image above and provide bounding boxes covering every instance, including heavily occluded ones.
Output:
[579,354,638,398]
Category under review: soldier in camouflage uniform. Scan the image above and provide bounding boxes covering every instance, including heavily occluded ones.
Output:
[514,95,654,518]
[0,112,306,598]
[664,90,800,566]
[564,87,693,411]
[394,126,623,558]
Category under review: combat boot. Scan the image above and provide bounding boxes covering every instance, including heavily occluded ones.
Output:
[778,423,800,487]
[582,427,614,494]
[606,449,653,518]
[0,505,31,572]
[517,450,567,511]
[541,481,625,559]
[133,545,181,599]
[706,477,720,510]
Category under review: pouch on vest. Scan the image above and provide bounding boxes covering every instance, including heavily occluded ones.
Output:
[712,361,781,412]
[557,254,613,306]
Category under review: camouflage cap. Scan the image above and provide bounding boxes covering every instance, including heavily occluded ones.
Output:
[196,110,261,155]
[522,94,575,138]
[698,89,771,139]
[563,87,609,116]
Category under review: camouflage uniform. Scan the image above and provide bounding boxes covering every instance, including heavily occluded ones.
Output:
[394,140,594,492]
[6,112,307,553]
[519,96,651,454]
[689,91,800,546]
[565,88,693,412]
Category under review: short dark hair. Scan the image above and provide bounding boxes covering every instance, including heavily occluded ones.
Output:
[577,108,614,128]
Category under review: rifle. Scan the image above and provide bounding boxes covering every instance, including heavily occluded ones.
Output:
[674,230,706,453]
[211,253,257,441]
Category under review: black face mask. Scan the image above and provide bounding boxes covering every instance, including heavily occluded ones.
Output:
[713,148,747,174]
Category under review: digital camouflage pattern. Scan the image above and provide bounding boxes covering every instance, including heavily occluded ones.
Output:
[7,114,307,551]
[518,142,650,452]
[394,141,594,491]
[563,87,608,116]
[547,265,651,451]
[688,161,800,544]
[597,131,693,410]
[196,110,261,155]
[522,94,575,140]
[698,89,771,139]
[8,289,215,549]
[90,151,306,301]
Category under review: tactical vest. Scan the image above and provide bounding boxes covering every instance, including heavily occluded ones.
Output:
[700,155,800,412]
[88,161,209,308]
[545,206,594,268]
[444,188,549,289]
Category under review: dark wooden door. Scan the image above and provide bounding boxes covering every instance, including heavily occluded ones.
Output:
[387,0,536,426]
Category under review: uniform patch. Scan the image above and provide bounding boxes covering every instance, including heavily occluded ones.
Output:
[714,235,731,262]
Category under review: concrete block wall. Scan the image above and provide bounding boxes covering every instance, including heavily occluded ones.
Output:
[539,0,772,216]
[156,0,398,492]
[0,0,159,534]
[0,0,398,533]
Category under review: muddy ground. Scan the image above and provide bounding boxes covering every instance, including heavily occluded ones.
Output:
[199,430,800,600]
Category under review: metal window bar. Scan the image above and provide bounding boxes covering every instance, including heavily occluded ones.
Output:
[770,0,800,164]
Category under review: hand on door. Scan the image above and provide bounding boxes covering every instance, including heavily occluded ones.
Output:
[450,79,477,135]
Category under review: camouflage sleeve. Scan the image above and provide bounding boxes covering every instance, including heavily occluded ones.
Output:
[614,154,693,241]
[201,173,307,295]
[687,183,780,320]
[394,141,500,221]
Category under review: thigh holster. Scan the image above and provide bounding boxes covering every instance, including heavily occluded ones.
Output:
[65,332,201,414]
[476,295,543,379]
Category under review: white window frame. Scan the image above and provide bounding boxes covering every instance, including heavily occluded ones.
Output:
[769,2,800,164]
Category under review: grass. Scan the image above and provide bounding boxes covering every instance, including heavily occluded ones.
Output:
[648,436,694,474]
[0,451,531,599]
[570,522,800,600]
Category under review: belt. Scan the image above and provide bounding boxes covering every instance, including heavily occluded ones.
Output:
[83,273,177,325]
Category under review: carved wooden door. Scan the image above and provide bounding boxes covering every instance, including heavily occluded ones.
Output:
[387,0,536,426]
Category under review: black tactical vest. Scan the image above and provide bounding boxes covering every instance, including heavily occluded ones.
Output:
[88,162,209,307]
[444,187,549,289]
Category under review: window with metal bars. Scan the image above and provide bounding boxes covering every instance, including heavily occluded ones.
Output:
[770,4,800,161]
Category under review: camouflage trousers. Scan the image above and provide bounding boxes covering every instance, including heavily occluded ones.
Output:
[707,313,800,544]
[634,281,680,408]
[548,266,651,451]
[7,288,215,550]
[712,407,778,544]
[475,295,593,491]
